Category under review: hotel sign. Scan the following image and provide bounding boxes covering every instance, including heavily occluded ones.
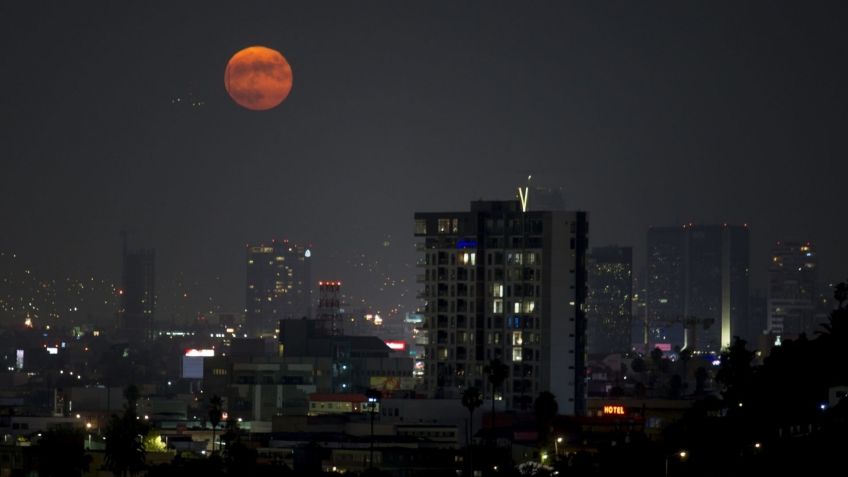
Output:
[603,405,626,416]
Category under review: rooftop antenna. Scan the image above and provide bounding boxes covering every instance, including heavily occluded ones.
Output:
[517,174,531,212]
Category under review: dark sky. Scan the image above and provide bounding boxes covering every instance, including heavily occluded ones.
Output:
[2,1,847,317]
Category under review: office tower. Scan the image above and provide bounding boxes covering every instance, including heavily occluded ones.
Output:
[119,247,155,342]
[748,289,768,340]
[586,246,632,356]
[646,224,750,352]
[414,200,588,415]
[317,280,343,335]
[767,240,818,337]
[245,240,313,337]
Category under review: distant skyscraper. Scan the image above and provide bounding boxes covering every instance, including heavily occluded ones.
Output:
[317,280,343,335]
[767,240,818,338]
[586,246,632,355]
[119,246,155,342]
[646,225,750,352]
[245,241,313,336]
[748,289,768,342]
[415,200,588,415]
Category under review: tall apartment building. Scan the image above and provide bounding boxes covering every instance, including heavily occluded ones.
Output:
[245,240,313,337]
[767,240,818,337]
[646,225,750,352]
[586,246,632,356]
[414,200,588,415]
[118,235,155,341]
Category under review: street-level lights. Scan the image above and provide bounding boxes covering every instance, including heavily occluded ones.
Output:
[665,450,688,477]
[555,436,563,456]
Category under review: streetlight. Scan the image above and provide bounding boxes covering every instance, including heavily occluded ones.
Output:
[665,450,688,477]
[365,389,381,468]
[555,436,563,456]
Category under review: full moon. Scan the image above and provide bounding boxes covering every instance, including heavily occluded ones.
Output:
[224,46,293,111]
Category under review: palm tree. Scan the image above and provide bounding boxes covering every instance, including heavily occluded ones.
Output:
[104,385,147,477]
[678,348,692,391]
[483,358,509,438]
[533,391,558,451]
[461,387,483,476]
[208,395,223,454]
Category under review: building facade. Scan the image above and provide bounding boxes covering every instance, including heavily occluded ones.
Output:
[119,248,155,341]
[414,200,588,415]
[317,280,343,335]
[646,225,749,352]
[245,241,313,336]
[767,240,818,337]
[586,246,633,356]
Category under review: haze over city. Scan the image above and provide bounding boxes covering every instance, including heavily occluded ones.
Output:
[2,1,846,319]
[1,2,847,476]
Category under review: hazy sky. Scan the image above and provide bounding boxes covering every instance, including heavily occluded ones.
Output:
[2,1,847,316]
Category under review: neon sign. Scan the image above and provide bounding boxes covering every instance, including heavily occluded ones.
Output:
[603,405,625,415]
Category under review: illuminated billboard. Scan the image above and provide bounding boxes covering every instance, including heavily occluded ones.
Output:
[384,340,407,351]
[182,356,204,379]
[184,349,215,357]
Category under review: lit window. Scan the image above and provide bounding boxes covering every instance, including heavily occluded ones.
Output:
[512,347,523,362]
[493,299,503,314]
[523,301,535,313]
[513,302,520,314]
[438,219,451,234]
[415,219,427,235]
[470,253,476,266]
[512,331,523,346]
[493,283,503,298]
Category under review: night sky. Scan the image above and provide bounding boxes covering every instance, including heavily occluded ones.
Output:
[2,1,847,318]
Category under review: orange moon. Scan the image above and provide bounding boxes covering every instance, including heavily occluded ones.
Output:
[224,46,292,110]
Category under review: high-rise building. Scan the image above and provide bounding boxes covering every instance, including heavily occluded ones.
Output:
[767,240,818,338]
[586,246,632,356]
[119,247,155,341]
[414,200,588,415]
[646,224,750,352]
[245,240,313,337]
[317,280,343,335]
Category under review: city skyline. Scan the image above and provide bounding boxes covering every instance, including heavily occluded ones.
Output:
[2,2,847,321]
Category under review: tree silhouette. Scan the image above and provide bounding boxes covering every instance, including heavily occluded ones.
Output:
[533,391,558,449]
[221,418,257,474]
[461,386,483,476]
[716,337,755,415]
[104,385,148,477]
[694,367,708,395]
[483,359,509,437]
[678,348,692,390]
[37,425,91,477]
[630,357,646,374]
[208,395,223,454]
